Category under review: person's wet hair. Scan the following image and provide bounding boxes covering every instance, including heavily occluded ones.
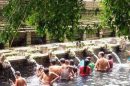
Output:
[65,60,70,65]
[70,59,74,65]
[108,54,113,60]
[87,57,91,61]
[15,71,21,76]
[44,68,49,75]
[60,58,65,63]
[50,59,56,65]
[83,59,90,73]
[99,52,105,57]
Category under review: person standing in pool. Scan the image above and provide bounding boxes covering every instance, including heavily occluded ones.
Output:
[60,59,74,80]
[41,68,60,86]
[95,52,110,72]
[10,71,27,86]
[79,59,91,77]
[106,54,113,72]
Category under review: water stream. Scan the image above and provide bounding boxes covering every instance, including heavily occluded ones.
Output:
[112,52,121,64]
[92,53,99,60]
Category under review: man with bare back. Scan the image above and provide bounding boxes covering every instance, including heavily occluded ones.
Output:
[95,52,110,72]
[11,71,27,86]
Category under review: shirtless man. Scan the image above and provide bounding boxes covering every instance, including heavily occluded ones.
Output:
[49,59,61,75]
[49,59,62,82]
[95,52,110,72]
[60,59,74,80]
[11,71,27,86]
[36,66,44,81]
[41,68,60,86]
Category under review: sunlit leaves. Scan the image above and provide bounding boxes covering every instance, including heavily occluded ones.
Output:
[101,0,130,38]
[1,0,83,43]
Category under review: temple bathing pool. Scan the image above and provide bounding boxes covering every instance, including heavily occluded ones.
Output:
[25,63,130,86]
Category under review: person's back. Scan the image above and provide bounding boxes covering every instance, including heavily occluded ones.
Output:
[15,77,26,86]
[60,59,72,80]
[42,68,60,86]
[11,71,27,86]
[49,59,62,76]
[79,66,91,77]
[60,64,70,80]
[79,59,91,77]
[95,52,110,72]
[49,65,61,75]
[97,58,109,71]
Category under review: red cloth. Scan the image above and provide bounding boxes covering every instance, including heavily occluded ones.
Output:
[79,66,91,77]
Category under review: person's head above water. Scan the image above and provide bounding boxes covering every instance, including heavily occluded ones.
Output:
[70,59,74,66]
[98,51,105,58]
[84,59,90,67]
[65,59,70,65]
[86,56,91,61]
[107,54,113,60]
[50,59,57,65]
[44,68,49,75]
[15,71,21,79]
[60,58,65,64]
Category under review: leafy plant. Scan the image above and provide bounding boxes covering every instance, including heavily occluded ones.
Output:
[100,0,130,39]
[0,0,84,46]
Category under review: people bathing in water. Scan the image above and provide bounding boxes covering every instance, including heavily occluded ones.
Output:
[10,71,27,86]
[0,50,116,85]
[95,52,110,72]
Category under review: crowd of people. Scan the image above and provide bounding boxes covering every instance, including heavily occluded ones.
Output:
[0,51,115,86]
[35,51,114,86]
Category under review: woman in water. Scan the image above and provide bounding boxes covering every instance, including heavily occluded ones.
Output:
[79,59,91,77]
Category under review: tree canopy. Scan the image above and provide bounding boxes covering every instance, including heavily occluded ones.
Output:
[101,0,130,38]
[0,0,83,44]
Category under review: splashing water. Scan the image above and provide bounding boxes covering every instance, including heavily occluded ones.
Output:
[75,56,80,63]
[92,53,99,60]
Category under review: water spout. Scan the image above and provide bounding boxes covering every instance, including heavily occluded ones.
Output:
[92,53,99,60]
[75,56,80,63]
[10,66,15,77]
[112,52,121,64]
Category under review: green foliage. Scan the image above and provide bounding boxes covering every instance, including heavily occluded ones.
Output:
[100,0,130,38]
[0,0,83,44]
